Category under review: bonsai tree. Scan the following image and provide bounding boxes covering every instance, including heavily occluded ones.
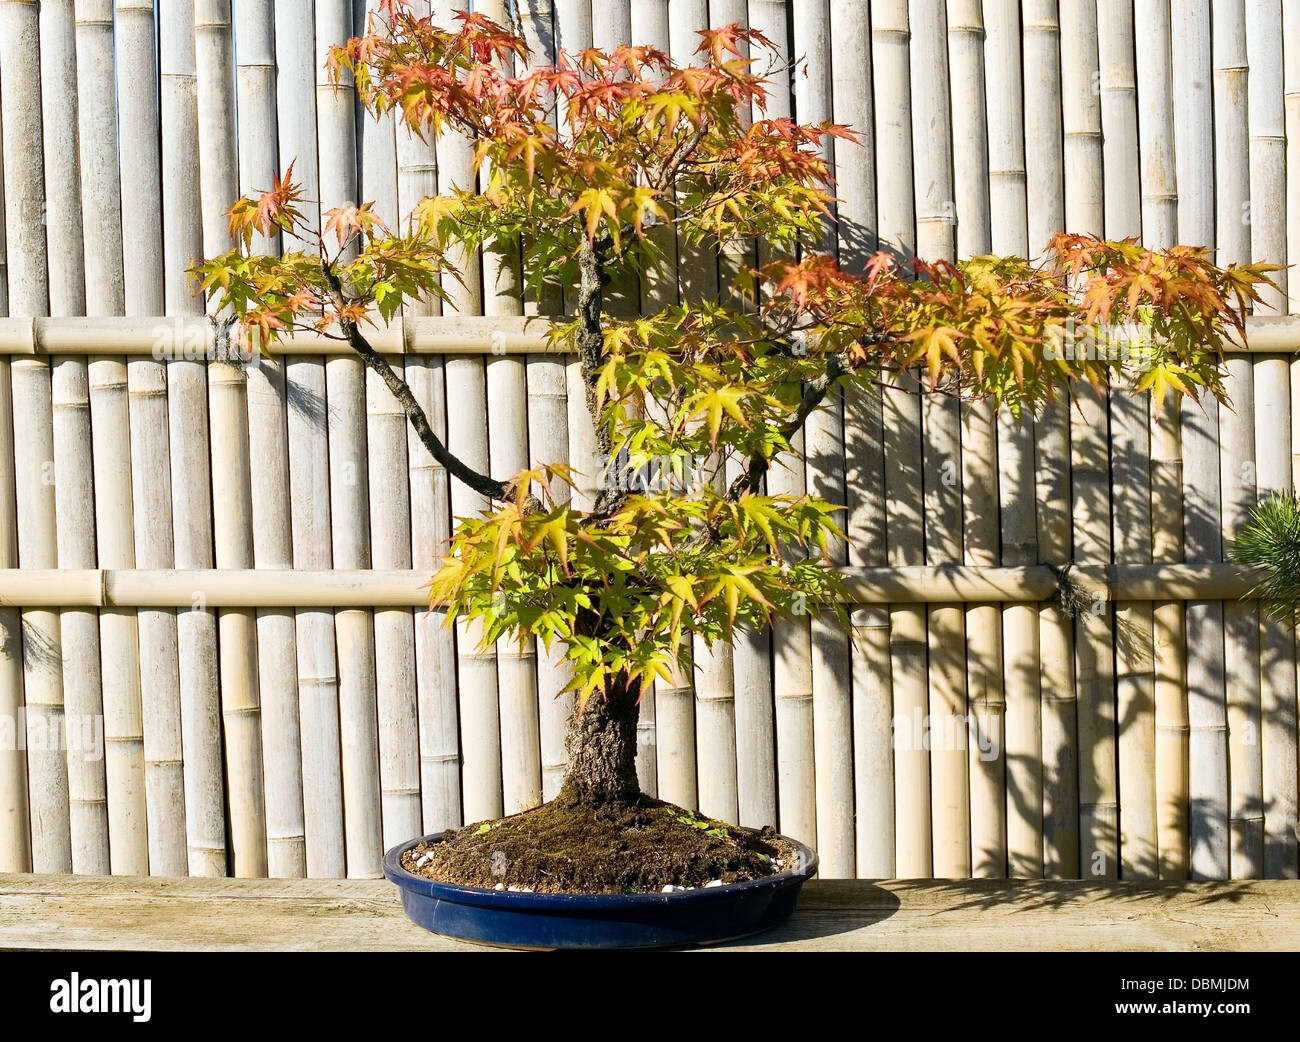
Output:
[196,5,1273,889]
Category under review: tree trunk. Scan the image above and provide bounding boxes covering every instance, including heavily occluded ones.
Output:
[557,674,641,807]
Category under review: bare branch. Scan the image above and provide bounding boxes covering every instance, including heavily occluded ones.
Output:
[321,265,514,505]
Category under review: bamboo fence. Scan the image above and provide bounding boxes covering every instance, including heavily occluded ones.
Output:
[0,0,1295,883]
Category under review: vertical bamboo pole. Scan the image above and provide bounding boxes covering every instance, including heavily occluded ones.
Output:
[554,0,593,56]
[1151,0,1202,882]
[808,391,852,875]
[1288,2,1300,317]
[326,354,384,874]
[690,0,747,831]
[1071,382,1117,885]
[986,0,1040,878]
[396,0,438,318]
[317,0,384,876]
[76,0,147,877]
[88,353,153,877]
[52,357,111,876]
[358,0,399,229]
[1099,0,1140,234]
[478,0,525,316]
[408,357,460,828]
[748,0,791,289]
[246,348,308,880]
[1024,0,1078,879]
[41,0,84,317]
[627,0,669,802]
[12,357,71,874]
[286,353,347,873]
[75,0,124,315]
[396,5,456,837]
[794,0,851,872]
[162,0,225,880]
[523,355,574,802]
[234,0,306,878]
[668,0,719,308]
[796,0,852,872]
[1247,2,1293,879]
[948,0,1006,880]
[0,344,21,873]
[1221,3,1269,873]
[118,0,190,877]
[728,0,779,828]
[516,1,564,317]
[208,361,269,879]
[833,0,887,874]
[42,0,108,876]
[1061,1,1104,229]
[1222,356,1263,878]
[875,0,926,872]
[653,0,708,815]
[158,0,222,850]
[445,357,503,823]
[830,0,875,269]
[984,0,1028,255]
[487,352,542,814]
[356,0,412,852]
[0,1,19,873]
[1187,0,1248,881]
[1274,0,1300,882]
[1247,2,1288,312]
[766,270,817,828]
[1166,0,1212,881]
[480,0,541,822]
[1022,0,1065,255]
[852,601,895,878]
[514,0,573,807]
[428,2,501,826]
[590,0,638,314]
[197,0,267,878]
[0,0,68,876]
[367,364,423,843]
[1107,0,1163,882]
[1255,357,1297,878]
[912,1,969,880]
[276,0,342,877]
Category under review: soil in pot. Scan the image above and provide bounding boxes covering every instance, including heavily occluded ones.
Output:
[400,795,799,895]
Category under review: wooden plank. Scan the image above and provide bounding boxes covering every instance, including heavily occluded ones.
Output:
[2,874,1299,951]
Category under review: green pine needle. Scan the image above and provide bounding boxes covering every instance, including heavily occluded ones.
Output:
[1231,492,1300,620]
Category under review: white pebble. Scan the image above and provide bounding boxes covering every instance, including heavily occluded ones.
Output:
[494,883,505,891]
[704,879,723,888]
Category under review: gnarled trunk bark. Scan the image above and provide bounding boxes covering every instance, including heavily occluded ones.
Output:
[557,674,641,807]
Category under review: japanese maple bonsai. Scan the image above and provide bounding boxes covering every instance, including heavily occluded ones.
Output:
[196,5,1272,912]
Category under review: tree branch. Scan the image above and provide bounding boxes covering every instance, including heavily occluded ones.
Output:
[726,353,848,500]
[321,266,515,506]
[347,322,515,504]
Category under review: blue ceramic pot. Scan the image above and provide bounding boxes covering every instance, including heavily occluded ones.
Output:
[384,832,818,950]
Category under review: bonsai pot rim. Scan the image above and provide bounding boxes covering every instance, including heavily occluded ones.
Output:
[383,830,819,949]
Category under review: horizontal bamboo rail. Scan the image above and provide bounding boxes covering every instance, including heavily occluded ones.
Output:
[0,563,1265,608]
[0,314,1291,356]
